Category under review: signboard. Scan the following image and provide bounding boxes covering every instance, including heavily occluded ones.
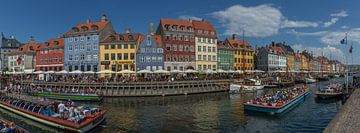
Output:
[101,61,110,65]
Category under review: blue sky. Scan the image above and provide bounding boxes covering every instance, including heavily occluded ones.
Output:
[0,0,358,64]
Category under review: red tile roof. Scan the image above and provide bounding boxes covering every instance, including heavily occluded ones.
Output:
[41,38,64,50]
[152,35,163,47]
[192,20,217,37]
[160,18,193,27]
[226,39,253,51]
[65,21,109,35]
[271,46,285,55]
[8,43,45,55]
[101,33,145,43]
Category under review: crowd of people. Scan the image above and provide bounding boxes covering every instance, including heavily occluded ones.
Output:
[34,86,103,95]
[54,99,100,124]
[246,86,307,107]
[0,120,16,133]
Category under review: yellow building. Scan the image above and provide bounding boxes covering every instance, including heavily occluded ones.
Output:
[227,35,254,70]
[99,33,144,77]
[300,54,308,71]
[193,20,218,71]
[287,54,295,71]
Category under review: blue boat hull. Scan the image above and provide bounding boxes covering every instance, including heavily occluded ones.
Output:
[244,91,310,114]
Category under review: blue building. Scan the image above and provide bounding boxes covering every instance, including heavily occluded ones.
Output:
[64,15,115,72]
[136,30,164,71]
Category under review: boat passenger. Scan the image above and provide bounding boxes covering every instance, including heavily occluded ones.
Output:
[58,103,65,119]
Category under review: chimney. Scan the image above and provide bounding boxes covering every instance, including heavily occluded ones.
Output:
[86,19,90,23]
[125,28,131,33]
[232,34,237,40]
[101,14,108,22]
[29,36,35,43]
[149,22,154,35]
[201,18,205,22]
[189,19,192,23]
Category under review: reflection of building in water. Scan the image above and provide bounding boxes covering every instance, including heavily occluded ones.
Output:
[191,99,220,132]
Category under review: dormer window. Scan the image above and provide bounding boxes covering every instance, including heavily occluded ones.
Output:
[234,43,238,48]
[147,36,151,46]
[172,25,178,30]
[29,46,34,51]
[118,35,124,40]
[211,31,215,35]
[198,30,202,34]
[54,41,59,46]
[187,26,193,32]
[110,36,115,41]
[81,26,88,32]
[164,25,170,31]
[72,27,79,33]
[179,26,185,31]
[20,48,23,51]
[91,25,99,31]
[128,35,134,41]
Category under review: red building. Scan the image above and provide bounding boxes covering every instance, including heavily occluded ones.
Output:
[156,19,196,71]
[36,37,64,71]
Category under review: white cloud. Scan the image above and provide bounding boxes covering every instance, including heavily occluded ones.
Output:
[323,18,339,27]
[292,44,345,62]
[320,28,360,45]
[341,25,349,29]
[330,10,348,17]
[281,20,319,28]
[287,29,328,36]
[211,4,282,37]
[178,15,202,21]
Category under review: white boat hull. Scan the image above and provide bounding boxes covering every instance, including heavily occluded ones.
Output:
[306,78,316,83]
[229,84,264,93]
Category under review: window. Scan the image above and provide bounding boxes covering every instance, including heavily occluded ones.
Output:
[157,56,162,62]
[179,45,183,51]
[92,35,98,40]
[128,35,134,41]
[147,36,151,45]
[190,46,194,52]
[80,44,85,50]
[198,46,201,52]
[166,35,170,40]
[93,44,98,50]
[72,27,79,33]
[166,44,171,51]
[68,45,73,51]
[130,53,135,60]
[74,45,78,51]
[157,48,163,53]
[74,55,79,61]
[208,47,211,53]
[172,55,177,62]
[80,36,85,41]
[87,44,91,51]
[173,44,177,51]
[118,35,124,40]
[203,55,206,61]
[91,25,99,31]
[59,57,63,62]
[146,56,151,62]
[124,64,129,70]
[80,54,85,60]
[124,53,129,60]
[69,55,72,61]
[185,45,189,51]
[111,45,115,49]
[111,53,115,60]
[93,55,98,60]
[105,54,109,60]
[53,57,58,62]
[179,55,183,62]
[203,46,206,52]
[117,53,122,60]
[166,54,171,61]
[130,44,135,49]
[117,44,122,49]
[184,36,189,41]
[198,37,201,42]
[185,56,189,62]
[208,56,211,61]
[124,44,128,49]
[212,47,216,52]
[87,55,91,61]
[198,55,202,60]
[213,55,216,61]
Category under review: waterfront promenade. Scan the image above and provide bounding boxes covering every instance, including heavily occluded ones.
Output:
[324,89,360,133]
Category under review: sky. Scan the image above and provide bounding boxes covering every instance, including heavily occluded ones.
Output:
[0,0,359,64]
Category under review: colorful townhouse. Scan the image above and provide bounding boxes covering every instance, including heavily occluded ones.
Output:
[192,20,218,71]
[300,53,309,71]
[36,37,64,71]
[0,33,22,71]
[294,52,301,71]
[64,15,115,72]
[217,41,234,70]
[136,23,164,71]
[227,34,254,70]
[8,38,44,72]
[99,31,144,76]
[257,42,287,71]
[317,56,329,72]
[276,42,295,71]
[156,19,196,71]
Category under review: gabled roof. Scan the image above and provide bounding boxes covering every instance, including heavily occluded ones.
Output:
[151,35,163,47]
[1,34,22,48]
[217,41,233,50]
[41,37,64,50]
[192,20,217,37]
[226,39,252,51]
[101,33,145,43]
[65,21,109,36]
[160,18,193,27]
[8,43,45,55]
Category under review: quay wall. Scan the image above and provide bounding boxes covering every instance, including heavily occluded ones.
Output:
[21,80,233,97]
[324,89,360,133]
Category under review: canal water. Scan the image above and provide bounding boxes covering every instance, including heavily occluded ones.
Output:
[0,77,349,133]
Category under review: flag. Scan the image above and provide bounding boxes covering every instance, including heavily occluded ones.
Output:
[349,45,353,53]
[16,55,23,65]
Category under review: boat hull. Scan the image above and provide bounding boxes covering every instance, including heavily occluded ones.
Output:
[229,84,264,93]
[0,100,105,132]
[315,92,341,99]
[244,91,310,114]
[305,78,316,83]
[33,93,102,101]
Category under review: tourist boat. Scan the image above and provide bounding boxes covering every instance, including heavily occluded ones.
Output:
[32,92,103,102]
[305,78,316,83]
[316,75,329,81]
[0,94,106,132]
[229,79,264,93]
[315,84,343,99]
[244,87,310,114]
[0,118,28,133]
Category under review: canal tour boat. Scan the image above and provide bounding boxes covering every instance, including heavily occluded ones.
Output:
[32,92,103,102]
[229,79,264,93]
[0,94,106,132]
[315,83,343,99]
[0,118,28,133]
[244,87,310,114]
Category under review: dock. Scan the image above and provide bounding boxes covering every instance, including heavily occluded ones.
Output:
[323,89,360,133]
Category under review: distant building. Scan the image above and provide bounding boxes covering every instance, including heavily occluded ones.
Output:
[136,23,164,71]
[257,42,287,71]
[0,33,22,71]
[217,41,234,70]
[276,42,295,71]
[99,31,143,77]
[7,38,44,72]
[193,20,218,71]
[64,15,115,72]
[36,37,64,71]
[156,18,196,71]
[227,34,254,70]
[294,53,301,71]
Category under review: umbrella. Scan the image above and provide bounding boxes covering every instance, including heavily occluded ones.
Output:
[34,71,44,74]
[204,69,216,74]
[117,70,135,74]
[154,69,170,74]
[184,69,197,73]
[96,70,115,74]
[227,70,236,73]
[217,69,226,73]
[84,71,95,74]
[24,69,35,74]
[170,69,183,73]
[69,70,83,74]
[137,69,153,74]
[235,70,244,74]
[55,70,68,74]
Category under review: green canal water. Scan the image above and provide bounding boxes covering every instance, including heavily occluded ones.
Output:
[0,77,349,133]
